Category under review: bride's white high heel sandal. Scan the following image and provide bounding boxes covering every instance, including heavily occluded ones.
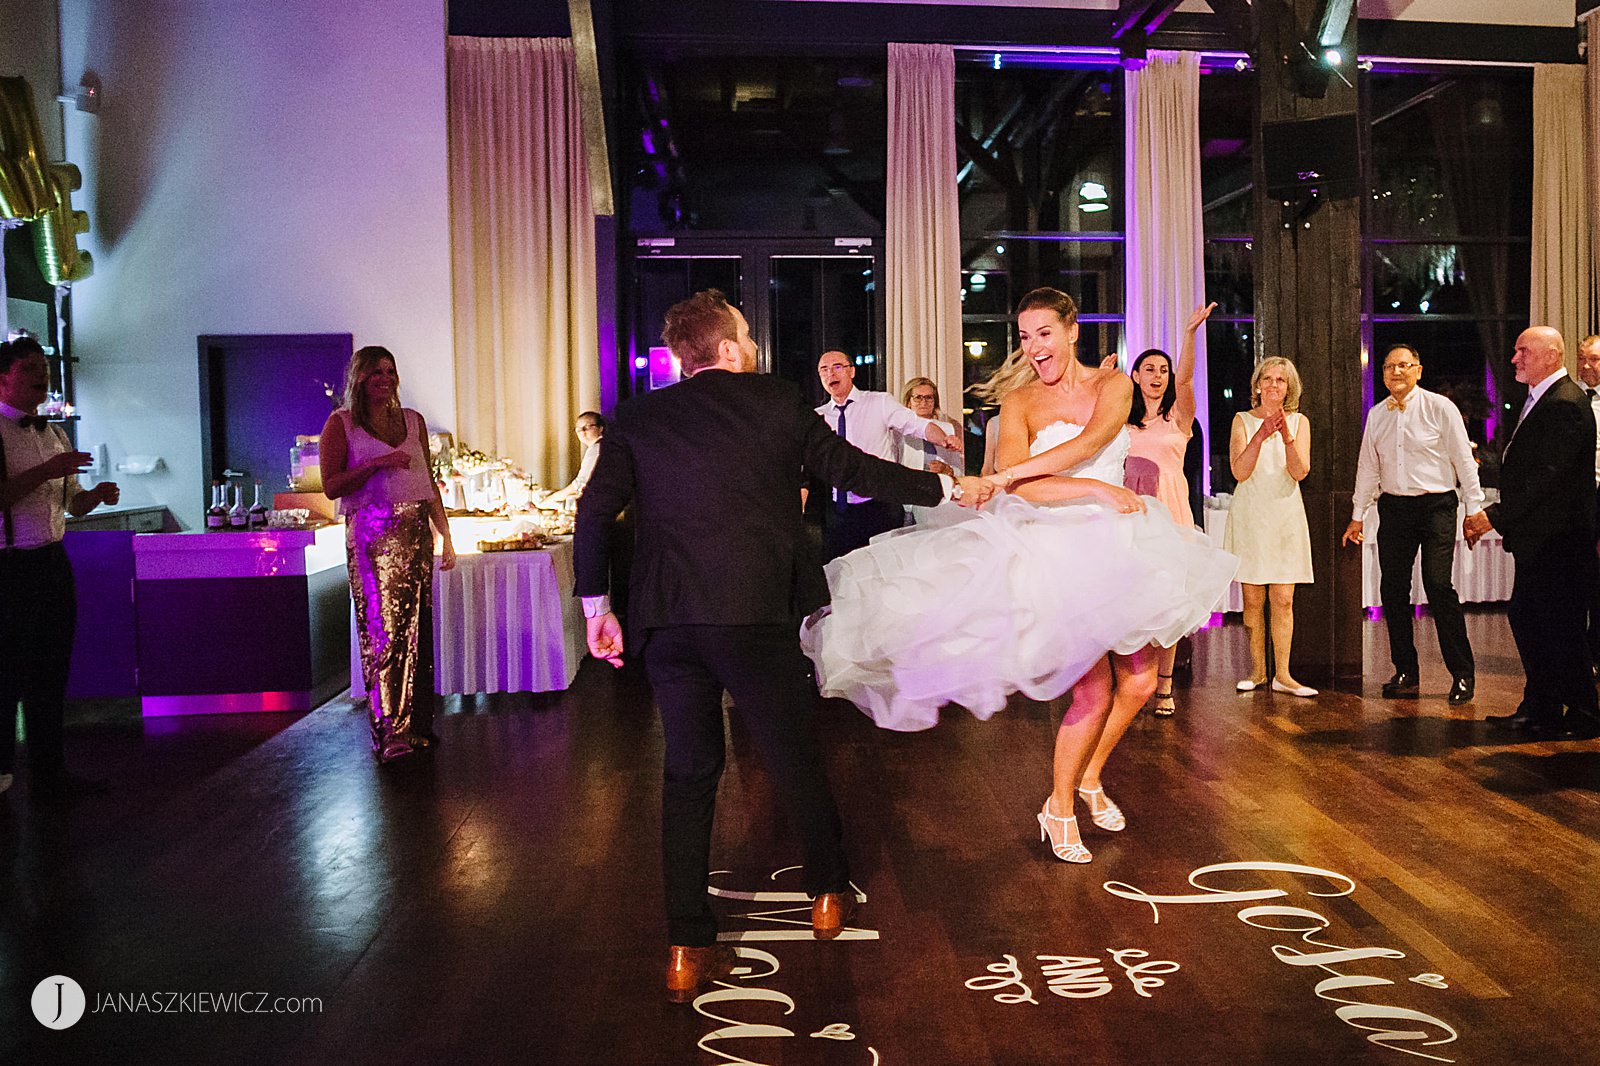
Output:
[1076,786,1126,832]
[1038,801,1092,863]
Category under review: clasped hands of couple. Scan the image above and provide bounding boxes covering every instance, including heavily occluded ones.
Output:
[1342,507,1494,550]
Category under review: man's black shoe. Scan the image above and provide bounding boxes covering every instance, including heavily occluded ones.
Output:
[1484,711,1534,731]
[1447,677,1475,706]
[1381,671,1419,699]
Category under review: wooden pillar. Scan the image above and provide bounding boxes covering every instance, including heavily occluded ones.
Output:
[1251,0,1365,685]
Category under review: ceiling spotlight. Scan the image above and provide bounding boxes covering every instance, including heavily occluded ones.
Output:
[1233,58,1250,73]
[992,54,1003,70]
[1357,58,1374,72]
[1080,203,1110,214]
[995,244,1005,255]
[1323,48,1343,67]
[1079,181,1109,202]
[966,340,988,357]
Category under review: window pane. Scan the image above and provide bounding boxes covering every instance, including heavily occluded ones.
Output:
[1203,239,1254,317]
[1370,242,1529,319]
[956,67,1122,238]
[770,257,880,398]
[1367,73,1532,240]
[1204,319,1256,494]
[1199,70,1254,237]
[1370,318,1509,470]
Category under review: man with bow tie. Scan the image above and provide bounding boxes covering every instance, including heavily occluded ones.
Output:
[1463,327,1599,740]
[1343,344,1485,706]
[0,336,120,800]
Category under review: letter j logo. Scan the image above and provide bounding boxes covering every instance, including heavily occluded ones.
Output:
[31,975,87,1029]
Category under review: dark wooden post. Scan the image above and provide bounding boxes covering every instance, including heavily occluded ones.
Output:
[1251,0,1365,685]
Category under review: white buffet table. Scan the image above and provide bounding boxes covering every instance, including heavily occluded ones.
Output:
[351,527,586,697]
[1203,497,1513,611]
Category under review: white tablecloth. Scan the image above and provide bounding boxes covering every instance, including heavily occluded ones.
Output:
[352,537,585,696]
[1203,502,1513,611]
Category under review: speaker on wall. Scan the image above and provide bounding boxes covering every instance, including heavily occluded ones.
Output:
[1261,113,1360,201]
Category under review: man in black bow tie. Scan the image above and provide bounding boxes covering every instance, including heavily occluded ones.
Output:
[1463,327,1599,740]
[1342,344,1484,706]
[0,336,121,800]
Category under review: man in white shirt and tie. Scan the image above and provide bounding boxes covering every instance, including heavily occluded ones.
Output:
[1341,344,1485,706]
[0,336,120,799]
[816,351,960,560]
[1577,334,1600,675]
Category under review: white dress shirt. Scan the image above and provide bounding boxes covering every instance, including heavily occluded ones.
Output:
[1584,383,1600,485]
[0,400,80,549]
[816,387,936,504]
[1351,386,1485,521]
[896,417,960,472]
[568,439,600,497]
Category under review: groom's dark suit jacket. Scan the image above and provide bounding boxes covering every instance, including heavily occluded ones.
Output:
[1487,373,1596,556]
[574,369,945,638]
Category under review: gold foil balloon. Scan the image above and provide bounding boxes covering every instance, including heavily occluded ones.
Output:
[0,75,93,284]
[0,76,54,220]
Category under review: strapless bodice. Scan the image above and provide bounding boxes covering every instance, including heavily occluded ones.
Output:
[1030,420,1129,487]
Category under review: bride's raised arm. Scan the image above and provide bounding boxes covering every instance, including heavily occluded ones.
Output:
[988,372,1133,490]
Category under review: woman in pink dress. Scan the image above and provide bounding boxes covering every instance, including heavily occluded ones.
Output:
[1125,302,1214,716]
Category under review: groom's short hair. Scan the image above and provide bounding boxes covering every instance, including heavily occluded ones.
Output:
[663,289,737,374]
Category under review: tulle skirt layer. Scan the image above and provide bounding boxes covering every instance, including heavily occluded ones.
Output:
[800,495,1238,732]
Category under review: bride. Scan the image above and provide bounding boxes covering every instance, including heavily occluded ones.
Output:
[800,287,1236,864]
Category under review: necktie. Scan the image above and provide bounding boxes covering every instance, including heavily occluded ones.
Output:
[834,400,852,512]
[1588,388,1597,399]
[18,415,48,431]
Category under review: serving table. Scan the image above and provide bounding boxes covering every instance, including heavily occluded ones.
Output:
[349,517,586,698]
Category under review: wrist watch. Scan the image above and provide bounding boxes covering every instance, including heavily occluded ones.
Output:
[951,483,965,501]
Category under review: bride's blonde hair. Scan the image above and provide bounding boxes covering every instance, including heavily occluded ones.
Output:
[972,287,1080,404]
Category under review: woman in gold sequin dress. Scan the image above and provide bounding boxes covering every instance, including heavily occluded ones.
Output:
[321,346,456,763]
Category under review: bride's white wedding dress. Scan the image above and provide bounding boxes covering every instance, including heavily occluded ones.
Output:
[800,420,1239,732]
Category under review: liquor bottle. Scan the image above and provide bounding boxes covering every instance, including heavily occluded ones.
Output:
[206,481,227,531]
[249,480,270,530]
[228,482,249,529]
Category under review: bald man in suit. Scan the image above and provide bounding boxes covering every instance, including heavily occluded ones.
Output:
[1464,327,1599,739]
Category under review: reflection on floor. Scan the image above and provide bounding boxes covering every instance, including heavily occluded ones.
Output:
[4,609,1598,1065]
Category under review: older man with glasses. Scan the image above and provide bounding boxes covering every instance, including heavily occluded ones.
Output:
[1342,344,1486,706]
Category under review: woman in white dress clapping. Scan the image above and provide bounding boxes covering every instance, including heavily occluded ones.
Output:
[1223,356,1316,697]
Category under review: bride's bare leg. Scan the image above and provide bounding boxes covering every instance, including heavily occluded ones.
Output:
[1049,656,1114,819]
[1078,645,1159,794]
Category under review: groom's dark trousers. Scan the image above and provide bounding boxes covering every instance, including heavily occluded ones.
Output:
[575,368,943,946]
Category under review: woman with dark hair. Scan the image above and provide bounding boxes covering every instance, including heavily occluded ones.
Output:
[321,346,456,764]
[804,288,1236,864]
[1126,302,1213,715]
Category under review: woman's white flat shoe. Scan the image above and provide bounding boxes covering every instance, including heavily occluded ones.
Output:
[1271,679,1318,697]
[1236,678,1265,692]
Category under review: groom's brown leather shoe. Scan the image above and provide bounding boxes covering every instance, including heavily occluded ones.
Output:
[812,892,857,940]
[666,943,736,1004]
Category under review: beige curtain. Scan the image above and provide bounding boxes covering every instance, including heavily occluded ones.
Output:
[1531,63,1592,372]
[886,43,963,449]
[1588,24,1600,354]
[447,36,598,486]
[1123,51,1208,488]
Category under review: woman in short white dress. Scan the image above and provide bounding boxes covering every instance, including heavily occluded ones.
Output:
[803,289,1237,864]
[1223,356,1316,697]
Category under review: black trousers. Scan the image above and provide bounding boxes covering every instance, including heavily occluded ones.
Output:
[1508,532,1599,726]
[1375,491,1473,679]
[1588,483,1600,667]
[822,498,904,562]
[0,542,75,778]
[643,624,849,946]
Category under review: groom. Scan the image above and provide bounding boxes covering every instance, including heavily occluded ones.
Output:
[575,289,993,1002]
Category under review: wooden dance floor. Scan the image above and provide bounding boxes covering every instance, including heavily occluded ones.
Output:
[5,610,1599,1065]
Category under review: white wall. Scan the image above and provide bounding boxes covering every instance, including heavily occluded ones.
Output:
[58,0,455,527]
